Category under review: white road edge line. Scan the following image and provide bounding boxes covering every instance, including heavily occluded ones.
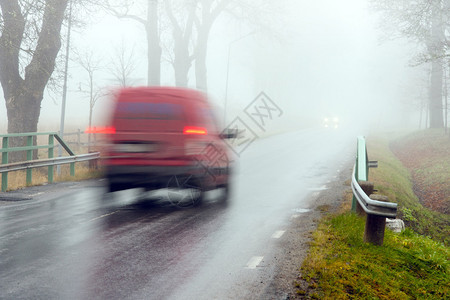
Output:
[29,192,43,197]
[271,230,285,239]
[246,256,264,269]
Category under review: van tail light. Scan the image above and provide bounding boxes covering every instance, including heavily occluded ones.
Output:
[183,126,207,135]
[85,126,116,134]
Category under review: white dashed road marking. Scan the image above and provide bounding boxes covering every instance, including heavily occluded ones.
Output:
[308,185,328,191]
[292,208,311,214]
[271,230,285,239]
[246,256,264,269]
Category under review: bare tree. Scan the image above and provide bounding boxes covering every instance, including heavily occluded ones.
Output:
[164,0,197,87]
[103,0,283,92]
[76,49,104,148]
[164,0,282,91]
[109,40,140,87]
[193,0,231,91]
[102,0,161,86]
[104,0,229,89]
[370,0,447,128]
[186,0,286,91]
[0,0,69,161]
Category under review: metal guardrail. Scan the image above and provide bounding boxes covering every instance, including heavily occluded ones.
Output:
[0,152,100,173]
[350,136,398,245]
[351,167,398,218]
[0,132,100,192]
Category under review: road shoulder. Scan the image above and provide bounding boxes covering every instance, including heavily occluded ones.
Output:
[263,164,353,299]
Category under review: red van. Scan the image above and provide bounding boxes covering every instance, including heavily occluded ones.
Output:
[102,87,234,206]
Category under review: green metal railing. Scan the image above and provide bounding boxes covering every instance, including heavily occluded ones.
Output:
[0,132,77,192]
[351,136,397,246]
[351,136,397,217]
[352,136,369,211]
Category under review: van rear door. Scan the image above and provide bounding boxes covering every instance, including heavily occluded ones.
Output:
[108,91,188,163]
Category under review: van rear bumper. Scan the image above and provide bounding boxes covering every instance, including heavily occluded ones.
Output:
[104,164,225,192]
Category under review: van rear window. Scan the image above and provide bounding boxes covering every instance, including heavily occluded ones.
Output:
[116,102,183,120]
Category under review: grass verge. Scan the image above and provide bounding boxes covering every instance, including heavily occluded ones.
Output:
[296,131,450,299]
[1,163,102,191]
[389,129,449,214]
[297,213,449,299]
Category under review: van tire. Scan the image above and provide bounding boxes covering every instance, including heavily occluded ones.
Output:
[167,175,204,208]
[107,181,125,193]
[217,183,230,205]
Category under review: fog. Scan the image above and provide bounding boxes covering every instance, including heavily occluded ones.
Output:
[0,0,427,135]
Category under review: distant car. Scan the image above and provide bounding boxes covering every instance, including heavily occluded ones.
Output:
[323,116,339,129]
[102,86,235,206]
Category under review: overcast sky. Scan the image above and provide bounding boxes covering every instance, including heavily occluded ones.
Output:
[0,0,425,134]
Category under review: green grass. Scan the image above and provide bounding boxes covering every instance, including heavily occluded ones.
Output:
[298,214,449,299]
[297,131,450,299]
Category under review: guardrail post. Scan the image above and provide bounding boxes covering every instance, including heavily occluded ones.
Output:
[351,136,397,246]
[48,134,54,183]
[70,162,75,176]
[364,214,386,246]
[364,195,389,246]
[1,137,8,192]
[26,135,33,185]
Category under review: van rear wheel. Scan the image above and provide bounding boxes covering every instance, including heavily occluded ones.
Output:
[217,182,230,205]
[166,175,204,208]
[107,181,125,193]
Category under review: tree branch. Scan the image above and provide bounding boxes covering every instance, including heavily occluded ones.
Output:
[24,0,68,94]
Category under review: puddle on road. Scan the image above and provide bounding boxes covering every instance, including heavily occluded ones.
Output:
[0,194,32,201]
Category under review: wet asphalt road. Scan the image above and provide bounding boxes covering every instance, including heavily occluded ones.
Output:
[0,128,357,299]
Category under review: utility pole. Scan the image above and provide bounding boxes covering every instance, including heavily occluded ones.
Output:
[58,0,73,175]
[224,31,257,126]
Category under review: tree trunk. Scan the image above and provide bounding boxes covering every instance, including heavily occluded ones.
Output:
[428,3,444,128]
[195,27,209,91]
[5,85,42,161]
[146,0,161,86]
[165,0,195,88]
[173,36,191,87]
[0,0,68,162]
[173,60,190,87]
[429,61,444,128]
[194,0,232,91]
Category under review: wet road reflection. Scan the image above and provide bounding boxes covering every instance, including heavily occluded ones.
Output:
[0,129,357,299]
[0,186,231,299]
